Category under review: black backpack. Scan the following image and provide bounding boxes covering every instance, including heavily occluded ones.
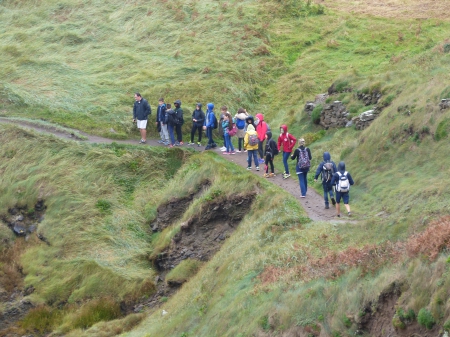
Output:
[212,114,218,129]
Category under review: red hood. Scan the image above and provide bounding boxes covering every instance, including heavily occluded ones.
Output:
[280,124,288,133]
[255,113,264,122]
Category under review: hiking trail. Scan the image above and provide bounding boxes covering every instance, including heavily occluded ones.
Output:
[0,118,352,223]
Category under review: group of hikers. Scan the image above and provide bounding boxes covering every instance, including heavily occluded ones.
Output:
[133,94,355,217]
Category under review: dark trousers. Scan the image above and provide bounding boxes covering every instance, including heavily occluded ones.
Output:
[258,139,264,159]
[191,124,203,142]
[206,127,214,145]
[238,137,244,151]
[175,124,182,142]
[265,154,274,173]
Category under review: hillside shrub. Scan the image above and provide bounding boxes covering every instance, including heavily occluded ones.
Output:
[20,306,64,334]
[311,104,323,124]
[435,119,449,141]
[443,319,450,331]
[417,308,435,329]
[303,130,326,145]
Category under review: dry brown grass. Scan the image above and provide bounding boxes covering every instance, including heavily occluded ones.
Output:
[316,0,449,20]
[0,238,27,292]
[406,216,450,260]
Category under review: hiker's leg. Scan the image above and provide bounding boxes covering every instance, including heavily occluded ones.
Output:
[197,125,202,142]
[161,124,169,142]
[247,150,252,167]
[253,150,258,167]
[168,125,175,145]
[298,173,306,196]
[140,128,147,141]
[304,171,308,193]
[282,152,290,174]
[176,124,182,142]
[190,125,196,143]
[322,181,329,205]
[269,158,274,173]
[343,193,351,213]
[238,138,243,151]
[335,192,342,215]
[258,140,264,159]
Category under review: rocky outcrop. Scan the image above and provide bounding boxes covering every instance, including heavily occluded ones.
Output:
[304,93,328,116]
[356,91,382,106]
[351,109,381,130]
[439,99,450,110]
[319,101,349,129]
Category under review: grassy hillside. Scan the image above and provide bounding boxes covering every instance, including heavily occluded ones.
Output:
[2,0,450,336]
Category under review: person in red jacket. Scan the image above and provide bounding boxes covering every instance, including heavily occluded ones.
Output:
[277,124,296,179]
[255,113,269,164]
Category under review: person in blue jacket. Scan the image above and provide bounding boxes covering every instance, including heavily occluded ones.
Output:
[314,152,338,209]
[132,92,151,144]
[204,103,217,150]
[330,161,355,217]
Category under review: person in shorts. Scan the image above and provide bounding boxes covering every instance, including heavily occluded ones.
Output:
[132,92,151,144]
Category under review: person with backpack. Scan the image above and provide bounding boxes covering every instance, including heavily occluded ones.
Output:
[222,110,236,155]
[165,103,176,148]
[234,108,248,152]
[255,113,268,164]
[244,124,260,171]
[132,92,151,144]
[314,152,338,209]
[173,99,184,145]
[189,103,205,147]
[330,161,355,217]
[277,125,296,179]
[156,98,169,145]
[218,109,226,151]
[263,131,278,177]
[204,103,217,150]
[291,138,312,198]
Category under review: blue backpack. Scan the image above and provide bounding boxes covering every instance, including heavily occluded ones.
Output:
[236,118,245,130]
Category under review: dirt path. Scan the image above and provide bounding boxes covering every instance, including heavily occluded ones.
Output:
[0,118,345,222]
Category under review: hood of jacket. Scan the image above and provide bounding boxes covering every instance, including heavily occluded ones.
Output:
[338,161,346,173]
[196,103,202,109]
[280,124,288,133]
[255,113,264,122]
[246,115,255,124]
[247,124,255,132]
[323,152,331,162]
[266,131,272,140]
[207,103,214,112]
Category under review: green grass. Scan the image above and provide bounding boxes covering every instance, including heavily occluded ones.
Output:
[2,0,450,336]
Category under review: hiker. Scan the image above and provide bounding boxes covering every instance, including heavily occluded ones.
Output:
[255,113,269,164]
[245,115,256,132]
[277,125,296,179]
[221,108,236,155]
[132,92,151,144]
[263,131,278,177]
[173,99,184,145]
[204,103,217,150]
[156,98,169,145]
[330,161,355,217]
[165,103,176,148]
[244,124,260,171]
[218,109,226,151]
[291,138,312,198]
[234,108,248,152]
[314,152,338,209]
[189,103,205,147]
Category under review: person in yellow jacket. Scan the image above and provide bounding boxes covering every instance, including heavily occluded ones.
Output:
[244,124,260,171]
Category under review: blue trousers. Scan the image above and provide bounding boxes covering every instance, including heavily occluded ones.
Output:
[322,181,334,205]
[247,150,258,168]
[224,134,234,152]
[282,152,290,174]
[297,171,308,196]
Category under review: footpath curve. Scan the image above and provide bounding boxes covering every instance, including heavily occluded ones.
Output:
[0,118,345,222]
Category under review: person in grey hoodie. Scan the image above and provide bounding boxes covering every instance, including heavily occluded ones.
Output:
[314,152,338,209]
